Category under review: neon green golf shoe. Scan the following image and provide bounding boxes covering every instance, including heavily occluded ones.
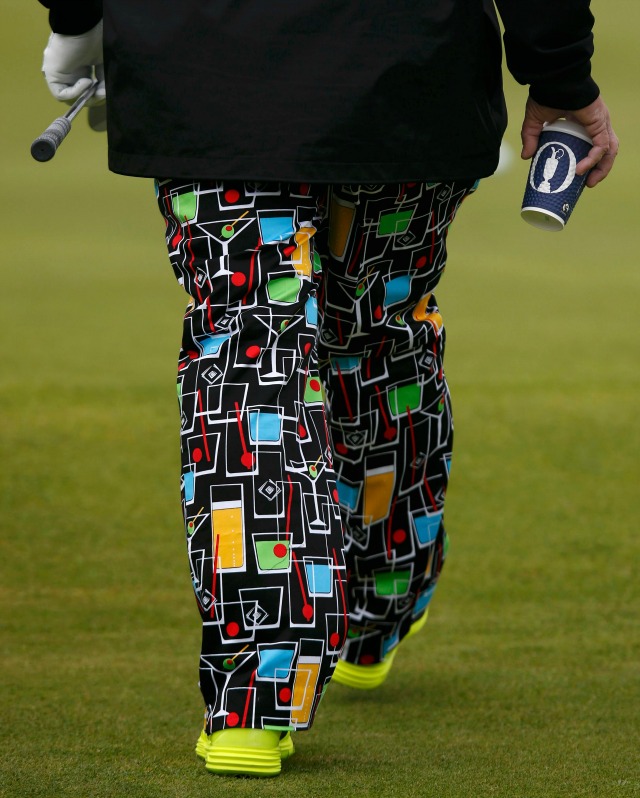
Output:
[196,727,295,777]
[332,611,428,690]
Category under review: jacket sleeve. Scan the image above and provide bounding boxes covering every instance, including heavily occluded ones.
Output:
[38,0,102,35]
[494,0,600,109]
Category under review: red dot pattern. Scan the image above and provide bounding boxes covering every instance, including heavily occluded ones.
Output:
[279,687,292,703]
[393,529,407,544]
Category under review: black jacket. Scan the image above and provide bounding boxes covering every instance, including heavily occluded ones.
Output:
[40,1,599,182]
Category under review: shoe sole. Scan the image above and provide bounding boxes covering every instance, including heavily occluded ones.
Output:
[196,730,295,764]
[205,744,281,777]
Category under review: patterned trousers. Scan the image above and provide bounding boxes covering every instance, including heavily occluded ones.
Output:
[156,180,476,734]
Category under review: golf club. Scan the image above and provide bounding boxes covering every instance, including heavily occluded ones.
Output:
[31,81,99,162]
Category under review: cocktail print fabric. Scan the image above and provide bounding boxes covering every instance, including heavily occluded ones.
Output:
[156,179,475,734]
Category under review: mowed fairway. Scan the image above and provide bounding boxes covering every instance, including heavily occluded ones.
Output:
[1,3,638,797]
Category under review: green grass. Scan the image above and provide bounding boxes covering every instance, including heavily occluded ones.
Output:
[1,2,639,796]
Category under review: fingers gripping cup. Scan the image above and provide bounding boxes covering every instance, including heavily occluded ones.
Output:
[521,120,593,231]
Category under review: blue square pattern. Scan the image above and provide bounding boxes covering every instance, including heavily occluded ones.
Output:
[305,562,332,595]
[384,275,411,307]
[257,648,295,680]
[201,333,231,356]
[249,411,282,442]
[336,479,359,511]
[258,215,296,244]
[306,295,318,326]
[183,470,195,503]
[413,511,442,545]
[331,355,360,373]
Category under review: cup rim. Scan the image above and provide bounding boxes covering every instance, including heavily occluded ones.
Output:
[542,119,593,145]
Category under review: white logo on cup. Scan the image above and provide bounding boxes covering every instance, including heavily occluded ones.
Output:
[530,141,577,194]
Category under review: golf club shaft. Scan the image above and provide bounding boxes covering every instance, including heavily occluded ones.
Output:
[31,82,98,162]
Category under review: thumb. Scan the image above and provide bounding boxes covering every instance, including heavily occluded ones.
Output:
[52,76,94,103]
[521,117,544,160]
[520,98,562,160]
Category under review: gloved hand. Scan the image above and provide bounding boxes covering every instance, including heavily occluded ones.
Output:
[42,20,105,105]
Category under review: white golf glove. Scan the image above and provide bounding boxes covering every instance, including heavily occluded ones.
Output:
[42,20,105,105]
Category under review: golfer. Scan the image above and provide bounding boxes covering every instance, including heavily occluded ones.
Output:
[38,0,617,778]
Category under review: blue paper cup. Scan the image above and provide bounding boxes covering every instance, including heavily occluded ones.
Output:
[521,120,593,232]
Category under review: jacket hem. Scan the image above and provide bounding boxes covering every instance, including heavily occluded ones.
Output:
[108,150,499,184]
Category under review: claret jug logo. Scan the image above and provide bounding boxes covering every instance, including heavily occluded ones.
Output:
[530,141,577,194]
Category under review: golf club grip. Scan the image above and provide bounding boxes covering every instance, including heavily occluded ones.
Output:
[30,116,72,162]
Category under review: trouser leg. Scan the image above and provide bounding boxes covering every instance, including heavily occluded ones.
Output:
[317,181,477,665]
[156,180,347,732]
